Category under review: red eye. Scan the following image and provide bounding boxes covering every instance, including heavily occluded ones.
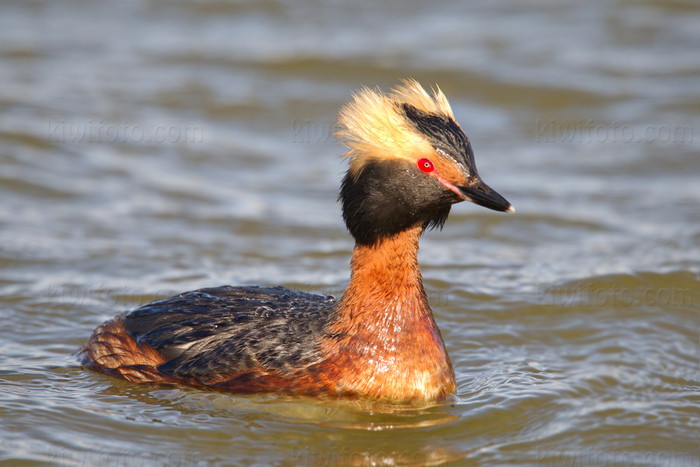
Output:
[417,158,434,173]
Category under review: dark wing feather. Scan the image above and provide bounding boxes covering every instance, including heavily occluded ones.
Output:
[123,286,336,380]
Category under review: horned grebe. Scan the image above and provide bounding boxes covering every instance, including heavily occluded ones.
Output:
[80,80,513,401]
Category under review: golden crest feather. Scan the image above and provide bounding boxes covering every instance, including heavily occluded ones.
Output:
[336,79,456,176]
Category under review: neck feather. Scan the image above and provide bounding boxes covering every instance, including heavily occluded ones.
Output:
[325,225,455,400]
[337,225,429,323]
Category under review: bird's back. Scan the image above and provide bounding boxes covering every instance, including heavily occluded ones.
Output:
[80,286,337,388]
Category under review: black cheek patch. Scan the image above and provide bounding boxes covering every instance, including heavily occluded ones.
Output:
[340,160,453,246]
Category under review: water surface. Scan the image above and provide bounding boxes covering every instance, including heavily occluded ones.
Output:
[1,0,698,466]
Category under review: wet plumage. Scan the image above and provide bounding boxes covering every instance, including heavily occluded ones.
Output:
[125,286,335,380]
[80,80,513,401]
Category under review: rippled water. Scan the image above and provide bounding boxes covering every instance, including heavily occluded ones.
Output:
[1,0,699,466]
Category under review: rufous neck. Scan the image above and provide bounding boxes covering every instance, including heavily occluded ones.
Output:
[329,225,456,400]
[338,225,431,322]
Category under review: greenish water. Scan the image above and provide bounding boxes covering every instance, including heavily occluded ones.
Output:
[1,0,699,466]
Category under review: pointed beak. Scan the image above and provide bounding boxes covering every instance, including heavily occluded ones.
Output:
[457,179,514,213]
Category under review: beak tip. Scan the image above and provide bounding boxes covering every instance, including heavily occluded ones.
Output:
[456,180,513,214]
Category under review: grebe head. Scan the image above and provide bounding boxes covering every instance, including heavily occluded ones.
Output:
[336,79,513,246]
